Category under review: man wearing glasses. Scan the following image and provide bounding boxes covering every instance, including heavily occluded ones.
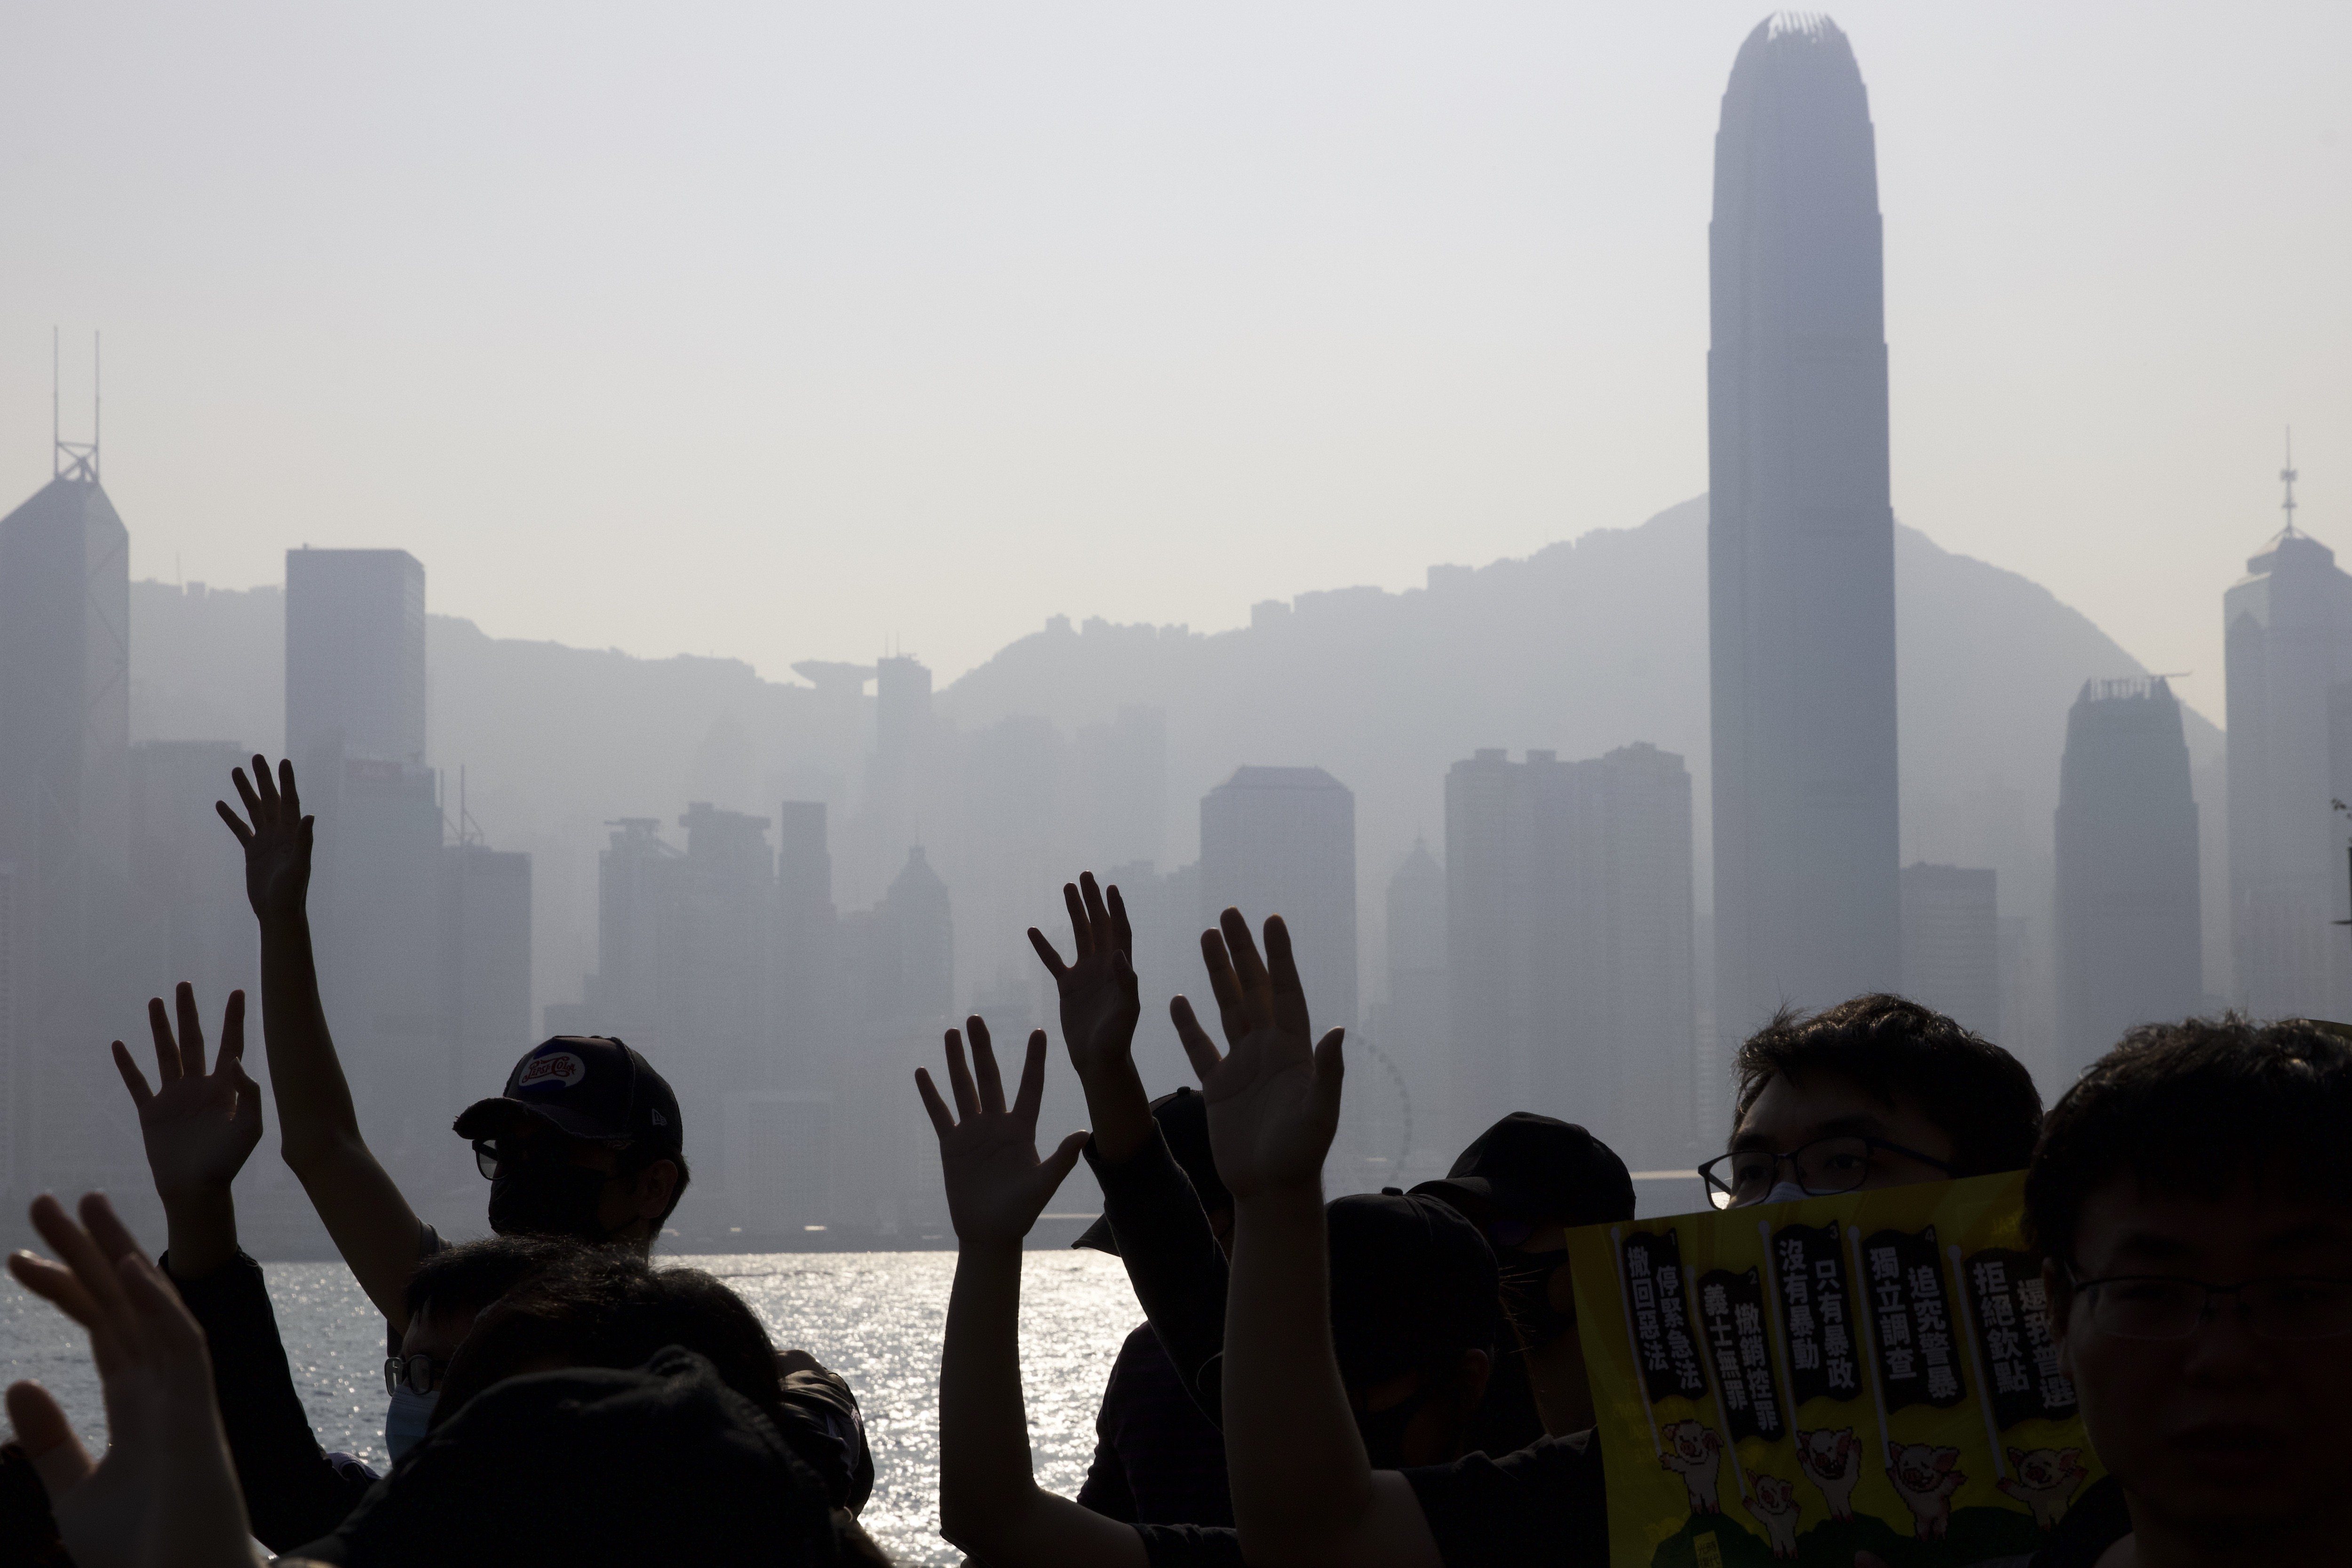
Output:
[1701,994,2043,1210]
[2020,1017,2352,1568]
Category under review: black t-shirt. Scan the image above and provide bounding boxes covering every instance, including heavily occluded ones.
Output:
[1404,1432,1609,1567]
[1131,1433,1607,1568]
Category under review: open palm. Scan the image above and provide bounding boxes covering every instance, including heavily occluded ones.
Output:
[1026,872,1141,1079]
[215,754,311,924]
[111,986,260,1205]
[1172,908,1343,1200]
[917,1017,1088,1249]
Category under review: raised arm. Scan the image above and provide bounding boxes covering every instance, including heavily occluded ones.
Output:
[217,756,422,1328]
[1027,872,1152,1162]
[5,1193,260,1568]
[922,1017,1147,1568]
[1183,909,1439,1568]
[114,984,379,1550]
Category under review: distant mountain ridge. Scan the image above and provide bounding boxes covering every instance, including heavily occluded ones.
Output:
[128,494,2228,1029]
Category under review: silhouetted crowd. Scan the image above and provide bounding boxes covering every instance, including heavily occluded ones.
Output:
[2,755,2345,1566]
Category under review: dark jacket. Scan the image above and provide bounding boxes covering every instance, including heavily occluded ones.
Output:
[1084,1126,1233,1425]
[1077,1322,1234,1527]
[162,1249,381,1553]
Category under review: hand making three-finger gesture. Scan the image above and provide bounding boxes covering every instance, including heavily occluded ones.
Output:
[1172,908,1343,1201]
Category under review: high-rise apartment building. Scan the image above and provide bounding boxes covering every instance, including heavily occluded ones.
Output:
[1383,841,1450,1163]
[285,549,425,766]
[1708,14,1901,1043]
[1898,863,2000,1041]
[2056,678,2202,1075]
[1199,767,1357,1032]
[1445,744,1697,1167]
[0,464,132,1199]
[2225,521,2352,1020]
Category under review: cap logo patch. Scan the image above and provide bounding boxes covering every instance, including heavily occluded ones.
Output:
[518,1051,588,1090]
[650,1108,668,1125]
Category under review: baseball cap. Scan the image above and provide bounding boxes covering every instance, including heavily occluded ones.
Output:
[453,1036,683,1154]
[1074,1086,1229,1257]
[1326,1190,1499,1388]
[1411,1112,1634,1231]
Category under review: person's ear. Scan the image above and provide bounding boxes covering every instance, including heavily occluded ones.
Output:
[632,1157,680,1219]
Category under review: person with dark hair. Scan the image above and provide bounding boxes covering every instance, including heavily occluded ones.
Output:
[217,757,869,1496]
[101,976,595,1548]
[1189,907,1612,1568]
[2014,1015,2352,1568]
[920,1015,1501,1568]
[1412,1112,1635,1451]
[2,1193,893,1568]
[1707,993,2042,1210]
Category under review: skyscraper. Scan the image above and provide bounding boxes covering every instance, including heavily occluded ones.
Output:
[1708,14,1900,1041]
[1445,746,1698,1166]
[2056,679,2202,1074]
[0,460,131,1199]
[1898,863,2000,1040]
[1199,767,1358,1031]
[285,548,426,767]
[2224,501,2352,1021]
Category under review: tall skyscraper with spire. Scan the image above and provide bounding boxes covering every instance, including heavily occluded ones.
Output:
[0,396,132,1201]
[2225,438,2352,1020]
[1708,14,1900,1042]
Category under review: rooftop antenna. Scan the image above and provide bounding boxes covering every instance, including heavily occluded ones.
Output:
[52,327,101,483]
[2282,428,2300,537]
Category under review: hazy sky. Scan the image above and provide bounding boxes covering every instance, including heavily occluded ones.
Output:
[4,2,2345,721]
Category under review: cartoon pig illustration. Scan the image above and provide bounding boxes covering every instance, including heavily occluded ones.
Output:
[1747,1473,1803,1560]
[1999,1446,2088,1529]
[1886,1442,1966,1539]
[1794,1427,1861,1521]
[1658,1420,1724,1514]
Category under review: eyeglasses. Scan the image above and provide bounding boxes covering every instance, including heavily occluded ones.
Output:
[385,1352,443,1396]
[2072,1275,2352,1342]
[1699,1136,1955,1210]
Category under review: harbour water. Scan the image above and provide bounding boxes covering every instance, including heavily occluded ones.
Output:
[0,1249,1141,1566]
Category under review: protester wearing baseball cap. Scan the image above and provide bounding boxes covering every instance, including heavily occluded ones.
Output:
[1414,1112,1636,1452]
[454,1036,690,1244]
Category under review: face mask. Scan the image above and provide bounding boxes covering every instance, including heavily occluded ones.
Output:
[385,1385,438,1463]
[1762,1181,1813,1207]
[488,1157,620,1242]
[1497,1256,1579,1350]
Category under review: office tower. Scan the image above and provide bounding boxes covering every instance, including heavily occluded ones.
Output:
[2056,678,2203,1074]
[957,714,1065,1006]
[1898,863,2000,1040]
[1445,745,1698,1167]
[2225,495,2352,1019]
[129,740,260,1011]
[672,804,775,1107]
[0,461,132,1198]
[852,655,937,908]
[835,847,955,1235]
[1708,14,1900,1042]
[440,842,532,1107]
[773,801,839,1085]
[1200,767,1358,1031]
[1078,705,1168,870]
[1383,840,1451,1164]
[285,549,425,766]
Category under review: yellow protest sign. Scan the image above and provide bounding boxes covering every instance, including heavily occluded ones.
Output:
[1566,1173,2102,1565]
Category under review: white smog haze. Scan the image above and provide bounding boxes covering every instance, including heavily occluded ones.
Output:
[2,0,2346,719]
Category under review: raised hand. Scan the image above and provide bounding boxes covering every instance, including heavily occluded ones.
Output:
[113,986,261,1208]
[917,1017,1089,1250]
[1172,908,1343,1201]
[1026,873,1141,1081]
[5,1194,254,1568]
[215,755,311,926]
